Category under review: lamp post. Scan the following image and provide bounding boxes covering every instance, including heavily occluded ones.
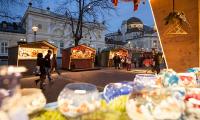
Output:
[153,41,157,49]
[89,40,92,47]
[32,26,38,42]
[128,41,131,50]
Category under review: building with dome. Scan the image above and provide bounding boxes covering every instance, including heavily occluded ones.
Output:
[122,17,144,42]
[105,17,162,52]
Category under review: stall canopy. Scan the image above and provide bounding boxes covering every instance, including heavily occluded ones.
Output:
[8,41,57,75]
[62,44,96,70]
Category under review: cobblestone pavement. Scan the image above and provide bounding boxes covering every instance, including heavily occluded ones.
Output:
[20,68,151,103]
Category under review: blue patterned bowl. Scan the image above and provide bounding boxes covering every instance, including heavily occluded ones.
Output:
[103,81,142,102]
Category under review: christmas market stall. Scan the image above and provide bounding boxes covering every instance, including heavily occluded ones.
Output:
[8,41,57,75]
[62,44,96,70]
[100,48,128,67]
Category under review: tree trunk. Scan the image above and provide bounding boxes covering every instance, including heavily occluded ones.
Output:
[75,38,80,46]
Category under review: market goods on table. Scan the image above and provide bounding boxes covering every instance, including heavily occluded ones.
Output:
[178,73,197,88]
[57,83,101,118]
[188,67,200,85]
[4,66,200,120]
[126,88,185,120]
[30,110,66,120]
[103,81,134,102]
[158,69,179,87]
[134,74,161,87]
[0,66,29,120]
[21,88,46,114]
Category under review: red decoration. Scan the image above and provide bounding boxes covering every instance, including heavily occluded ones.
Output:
[112,0,118,6]
[112,0,145,11]
[133,0,140,11]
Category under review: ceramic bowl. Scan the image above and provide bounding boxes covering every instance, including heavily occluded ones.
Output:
[126,88,185,120]
[57,83,100,117]
[103,81,135,102]
[21,88,46,114]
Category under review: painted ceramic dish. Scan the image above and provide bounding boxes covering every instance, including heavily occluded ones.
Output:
[188,67,200,85]
[133,74,160,88]
[126,88,185,120]
[57,83,100,117]
[21,88,46,114]
[178,73,197,88]
[158,69,179,87]
[103,81,136,102]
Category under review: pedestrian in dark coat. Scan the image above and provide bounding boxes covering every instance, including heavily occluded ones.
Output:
[113,54,118,69]
[44,50,53,83]
[35,53,46,90]
[51,54,60,75]
[153,53,160,74]
[117,55,121,69]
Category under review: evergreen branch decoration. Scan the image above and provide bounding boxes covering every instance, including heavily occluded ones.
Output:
[164,11,189,26]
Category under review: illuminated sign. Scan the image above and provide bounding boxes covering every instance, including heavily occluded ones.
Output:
[18,47,50,60]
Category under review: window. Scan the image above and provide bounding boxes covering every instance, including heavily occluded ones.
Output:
[38,24,42,29]
[98,48,101,53]
[54,29,64,36]
[0,42,8,55]
[59,42,64,54]
[153,41,157,47]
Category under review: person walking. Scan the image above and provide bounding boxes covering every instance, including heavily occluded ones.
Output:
[51,54,61,75]
[113,54,118,69]
[44,50,53,83]
[35,53,46,90]
[122,56,127,69]
[126,55,132,71]
[117,55,121,69]
[139,54,144,68]
[152,52,161,74]
[132,57,137,68]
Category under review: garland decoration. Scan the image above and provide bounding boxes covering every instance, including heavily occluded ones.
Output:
[164,0,189,26]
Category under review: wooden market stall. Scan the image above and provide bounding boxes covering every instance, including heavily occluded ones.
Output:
[62,44,96,70]
[8,41,57,75]
[100,48,128,67]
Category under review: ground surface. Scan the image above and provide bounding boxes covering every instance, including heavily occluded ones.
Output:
[20,68,151,103]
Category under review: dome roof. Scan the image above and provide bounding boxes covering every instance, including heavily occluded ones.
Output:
[127,17,143,24]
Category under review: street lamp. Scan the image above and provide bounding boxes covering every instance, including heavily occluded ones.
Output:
[32,25,38,42]
[153,25,157,32]
[128,41,131,50]
[89,40,92,46]
[153,41,157,48]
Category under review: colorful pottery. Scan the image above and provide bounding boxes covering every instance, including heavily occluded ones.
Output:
[57,83,100,117]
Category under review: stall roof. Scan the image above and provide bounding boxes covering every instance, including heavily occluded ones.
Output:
[102,48,128,52]
[9,41,57,49]
[113,48,128,52]
[66,44,96,52]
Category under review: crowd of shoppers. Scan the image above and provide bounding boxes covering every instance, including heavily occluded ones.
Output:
[112,50,164,74]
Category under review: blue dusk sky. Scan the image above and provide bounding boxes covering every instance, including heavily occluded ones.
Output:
[103,1,155,33]
[48,0,155,33]
[1,0,155,33]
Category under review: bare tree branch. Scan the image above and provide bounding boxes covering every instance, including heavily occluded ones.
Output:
[56,0,115,46]
[0,0,44,21]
